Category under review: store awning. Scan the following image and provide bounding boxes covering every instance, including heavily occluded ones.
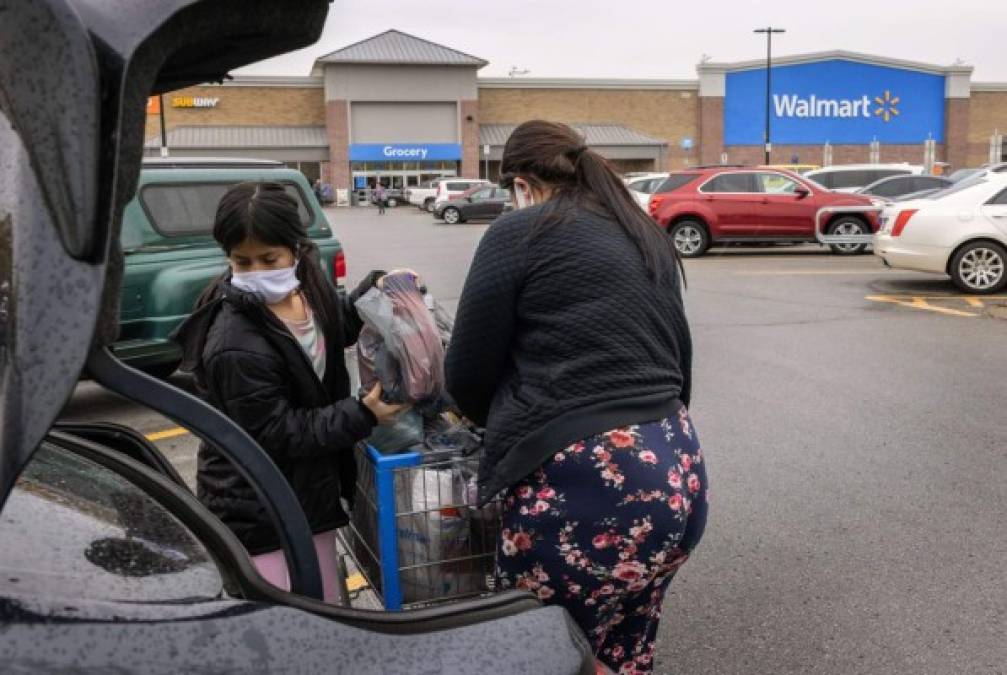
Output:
[144,125,329,161]
[479,123,667,161]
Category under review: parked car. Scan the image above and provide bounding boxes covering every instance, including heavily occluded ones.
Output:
[432,178,491,210]
[112,158,344,378]
[856,174,953,203]
[873,173,1007,293]
[625,173,670,208]
[406,178,447,211]
[649,167,880,257]
[804,164,924,193]
[436,185,511,224]
[766,163,820,175]
[0,2,595,673]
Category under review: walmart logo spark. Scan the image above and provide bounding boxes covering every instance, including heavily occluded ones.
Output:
[874,90,900,122]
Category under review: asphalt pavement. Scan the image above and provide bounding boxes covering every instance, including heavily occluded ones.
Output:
[60,206,1007,673]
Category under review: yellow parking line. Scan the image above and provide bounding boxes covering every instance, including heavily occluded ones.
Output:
[964,297,985,308]
[145,427,190,441]
[866,295,980,318]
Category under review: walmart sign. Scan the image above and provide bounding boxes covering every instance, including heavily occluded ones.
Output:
[724,60,945,144]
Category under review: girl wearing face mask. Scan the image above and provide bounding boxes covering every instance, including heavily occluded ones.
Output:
[446,121,706,674]
[173,181,405,601]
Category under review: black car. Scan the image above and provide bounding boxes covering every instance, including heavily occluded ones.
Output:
[436,186,512,224]
[856,174,953,201]
[0,2,594,673]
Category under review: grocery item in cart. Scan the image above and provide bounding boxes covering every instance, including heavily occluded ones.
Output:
[355,272,446,405]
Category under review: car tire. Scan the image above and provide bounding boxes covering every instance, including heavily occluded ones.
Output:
[949,240,1007,294]
[827,217,869,255]
[668,219,709,258]
[424,199,435,212]
[386,197,398,208]
[442,207,462,225]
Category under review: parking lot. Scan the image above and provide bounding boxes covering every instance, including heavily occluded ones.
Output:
[60,207,1007,673]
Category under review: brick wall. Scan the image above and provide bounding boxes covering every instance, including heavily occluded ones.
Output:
[326,100,350,194]
[478,87,699,166]
[698,97,724,165]
[143,85,326,141]
[966,91,1007,165]
[460,99,481,178]
[944,98,971,171]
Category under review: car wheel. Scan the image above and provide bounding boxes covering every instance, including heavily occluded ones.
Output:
[827,217,869,255]
[950,241,1007,294]
[386,197,398,208]
[424,199,435,212]
[442,207,462,224]
[669,220,709,258]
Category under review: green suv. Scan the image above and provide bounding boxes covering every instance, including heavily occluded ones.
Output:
[113,158,345,377]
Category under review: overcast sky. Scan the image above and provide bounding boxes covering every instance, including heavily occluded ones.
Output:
[235,0,1007,81]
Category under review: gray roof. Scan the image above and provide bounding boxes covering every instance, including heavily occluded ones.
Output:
[316,30,486,67]
[144,126,327,149]
[480,123,667,147]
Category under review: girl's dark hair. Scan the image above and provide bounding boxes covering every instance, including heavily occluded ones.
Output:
[195,181,341,331]
[498,120,682,282]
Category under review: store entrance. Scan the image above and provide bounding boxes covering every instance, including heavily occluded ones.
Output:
[350,161,458,206]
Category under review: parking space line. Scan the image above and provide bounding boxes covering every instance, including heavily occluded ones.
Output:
[145,427,190,441]
[866,295,980,318]
[733,270,897,276]
[346,572,369,592]
[964,297,985,308]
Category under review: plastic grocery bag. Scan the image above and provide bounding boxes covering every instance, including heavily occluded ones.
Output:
[355,273,446,405]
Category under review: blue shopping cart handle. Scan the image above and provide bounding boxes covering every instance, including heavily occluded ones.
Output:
[365,444,423,469]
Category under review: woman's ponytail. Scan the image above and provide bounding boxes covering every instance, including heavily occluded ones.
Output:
[499,120,681,282]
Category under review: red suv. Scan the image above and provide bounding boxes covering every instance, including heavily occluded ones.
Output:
[648,167,879,257]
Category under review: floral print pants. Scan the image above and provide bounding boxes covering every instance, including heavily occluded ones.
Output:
[496,409,708,675]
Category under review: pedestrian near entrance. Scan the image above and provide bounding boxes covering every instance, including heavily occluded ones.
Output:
[446,121,707,674]
[374,181,387,214]
[172,182,407,602]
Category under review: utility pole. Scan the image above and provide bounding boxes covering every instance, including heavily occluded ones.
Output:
[754,27,785,165]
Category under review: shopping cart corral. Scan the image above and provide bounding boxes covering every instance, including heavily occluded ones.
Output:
[339,441,503,611]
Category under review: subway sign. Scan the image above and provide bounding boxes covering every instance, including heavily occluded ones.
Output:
[724,60,946,144]
[348,143,462,162]
[172,96,219,108]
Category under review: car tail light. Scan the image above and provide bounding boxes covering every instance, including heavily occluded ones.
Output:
[333,249,347,286]
[649,195,664,219]
[891,209,918,237]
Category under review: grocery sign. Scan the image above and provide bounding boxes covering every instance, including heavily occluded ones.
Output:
[348,143,462,161]
[724,60,945,144]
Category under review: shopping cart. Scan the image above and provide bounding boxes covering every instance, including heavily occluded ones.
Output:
[339,442,503,611]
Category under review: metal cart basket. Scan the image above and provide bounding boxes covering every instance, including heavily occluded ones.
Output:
[339,443,503,610]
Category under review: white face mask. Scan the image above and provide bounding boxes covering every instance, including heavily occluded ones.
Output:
[231,262,300,304]
[512,182,536,210]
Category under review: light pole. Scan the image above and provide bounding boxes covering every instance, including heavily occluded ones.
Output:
[754,27,785,165]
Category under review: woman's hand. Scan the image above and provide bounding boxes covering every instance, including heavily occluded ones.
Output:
[362,382,410,425]
[378,268,420,290]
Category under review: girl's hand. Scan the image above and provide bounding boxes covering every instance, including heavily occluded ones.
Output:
[362,382,410,425]
[378,268,420,290]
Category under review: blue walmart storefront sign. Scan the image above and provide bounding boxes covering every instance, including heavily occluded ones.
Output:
[724,60,946,145]
[349,143,462,162]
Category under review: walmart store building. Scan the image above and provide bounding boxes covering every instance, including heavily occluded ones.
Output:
[146,30,1007,201]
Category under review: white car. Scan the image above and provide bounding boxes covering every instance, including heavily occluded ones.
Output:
[873,174,1007,293]
[624,173,669,209]
[432,178,490,210]
[805,164,924,193]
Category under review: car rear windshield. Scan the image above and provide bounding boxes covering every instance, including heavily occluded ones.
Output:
[140,181,312,237]
[654,173,701,194]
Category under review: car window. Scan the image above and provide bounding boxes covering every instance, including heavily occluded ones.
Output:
[932,175,988,199]
[914,177,949,192]
[987,188,1007,205]
[702,172,756,193]
[469,189,492,201]
[756,173,800,194]
[628,179,651,192]
[808,172,834,189]
[869,177,914,197]
[494,188,511,200]
[869,169,912,183]
[0,442,225,603]
[654,173,701,194]
[827,171,872,190]
[141,181,310,237]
